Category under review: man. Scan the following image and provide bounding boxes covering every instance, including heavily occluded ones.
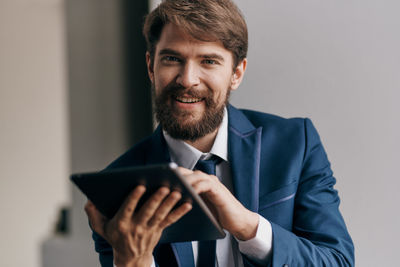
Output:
[85,0,354,266]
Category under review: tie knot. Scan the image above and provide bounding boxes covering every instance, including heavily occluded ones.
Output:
[194,156,221,175]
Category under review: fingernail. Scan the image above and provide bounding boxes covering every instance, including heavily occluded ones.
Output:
[136,185,146,193]
[172,191,181,198]
[160,187,170,195]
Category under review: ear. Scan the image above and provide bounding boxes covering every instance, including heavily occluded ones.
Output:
[146,51,154,83]
[230,58,247,91]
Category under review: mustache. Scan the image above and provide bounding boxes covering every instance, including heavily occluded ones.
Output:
[163,82,210,99]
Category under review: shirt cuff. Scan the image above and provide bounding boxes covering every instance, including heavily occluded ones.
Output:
[236,214,272,264]
[114,256,156,267]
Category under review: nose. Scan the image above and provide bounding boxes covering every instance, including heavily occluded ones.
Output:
[176,62,200,88]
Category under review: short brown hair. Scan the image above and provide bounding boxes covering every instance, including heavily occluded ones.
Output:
[143,0,248,68]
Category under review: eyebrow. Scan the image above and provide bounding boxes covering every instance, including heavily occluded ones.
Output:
[158,49,225,62]
[201,53,225,62]
[159,49,181,56]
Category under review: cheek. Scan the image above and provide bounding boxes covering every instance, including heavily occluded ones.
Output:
[204,68,229,85]
[205,74,232,99]
[154,66,177,88]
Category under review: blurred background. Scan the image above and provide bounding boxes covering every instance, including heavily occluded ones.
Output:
[0,0,399,266]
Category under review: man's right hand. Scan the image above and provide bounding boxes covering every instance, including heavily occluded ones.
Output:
[85,185,192,267]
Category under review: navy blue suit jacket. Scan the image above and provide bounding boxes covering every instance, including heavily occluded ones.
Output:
[92,105,354,267]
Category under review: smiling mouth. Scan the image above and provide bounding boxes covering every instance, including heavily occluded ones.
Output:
[174,96,203,103]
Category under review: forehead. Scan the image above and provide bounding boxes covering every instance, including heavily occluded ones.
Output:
[155,23,234,61]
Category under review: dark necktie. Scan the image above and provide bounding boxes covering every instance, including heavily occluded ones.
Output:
[194,156,221,267]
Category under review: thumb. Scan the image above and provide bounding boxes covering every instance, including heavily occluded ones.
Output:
[84,200,107,238]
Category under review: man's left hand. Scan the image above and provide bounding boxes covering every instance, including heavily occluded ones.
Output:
[177,167,259,241]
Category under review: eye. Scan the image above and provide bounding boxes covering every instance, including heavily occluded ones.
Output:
[163,56,181,62]
[203,59,217,65]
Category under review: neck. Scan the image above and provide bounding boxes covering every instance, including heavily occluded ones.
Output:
[184,128,219,153]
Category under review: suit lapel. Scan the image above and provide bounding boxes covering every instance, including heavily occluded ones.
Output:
[171,242,195,267]
[227,105,262,212]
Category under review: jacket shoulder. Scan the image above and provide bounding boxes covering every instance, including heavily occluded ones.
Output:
[105,135,153,170]
[239,108,306,134]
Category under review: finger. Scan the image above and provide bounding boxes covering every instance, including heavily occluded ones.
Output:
[159,202,192,228]
[183,170,209,186]
[115,185,146,221]
[191,178,217,195]
[186,171,217,192]
[135,187,170,224]
[147,191,182,227]
[85,200,107,237]
[192,179,232,210]
[176,167,193,175]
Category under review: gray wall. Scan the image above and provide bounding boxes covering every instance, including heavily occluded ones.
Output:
[43,0,152,266]
[0,1,69,267]
[43,0,127,265]
[231,1,400,266]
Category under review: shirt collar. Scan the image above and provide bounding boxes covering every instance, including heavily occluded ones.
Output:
[163,108,228,170]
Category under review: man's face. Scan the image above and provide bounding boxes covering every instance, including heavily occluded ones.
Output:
[147,23,246,141]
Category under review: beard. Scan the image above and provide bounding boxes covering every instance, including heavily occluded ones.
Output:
[152,82,230,141]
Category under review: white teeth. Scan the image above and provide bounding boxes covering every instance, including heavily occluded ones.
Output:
[175,96,202,103]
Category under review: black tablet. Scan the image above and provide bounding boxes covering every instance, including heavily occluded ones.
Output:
[71,163,226,243]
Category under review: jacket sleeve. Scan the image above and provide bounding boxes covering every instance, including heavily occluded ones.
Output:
[269,118,354,266]
[92,230,114,267]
